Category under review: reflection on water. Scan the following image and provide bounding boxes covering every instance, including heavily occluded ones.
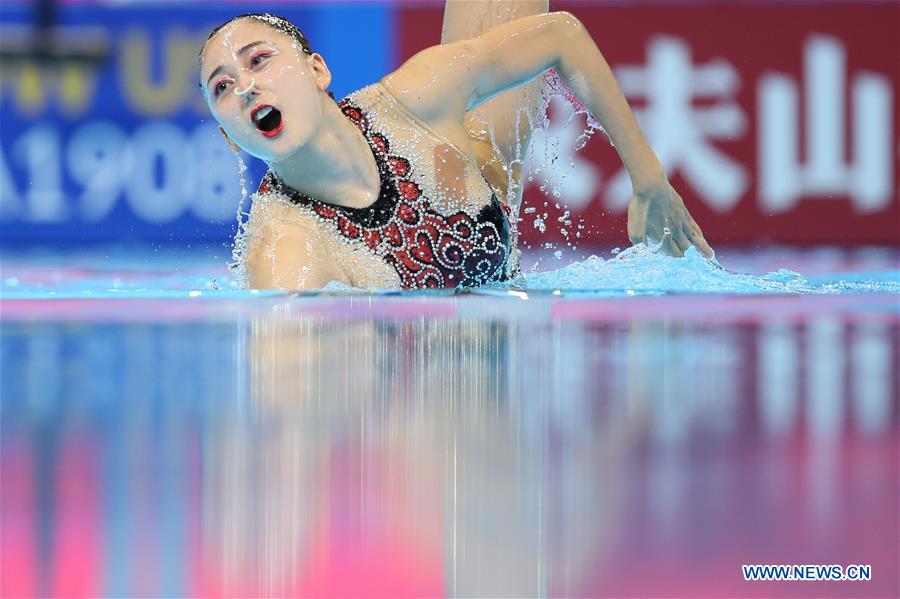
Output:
[1,298,898,597]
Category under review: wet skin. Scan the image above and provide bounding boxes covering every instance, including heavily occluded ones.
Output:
[201,20,327,164]
[200,11,713,289]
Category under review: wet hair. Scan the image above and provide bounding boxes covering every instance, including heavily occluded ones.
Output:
[200,12,335,101]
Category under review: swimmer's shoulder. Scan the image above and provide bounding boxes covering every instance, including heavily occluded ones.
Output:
[342,78,442,126]
[243,198,347,290]
[339,81,391,112]
[245,194,320,239]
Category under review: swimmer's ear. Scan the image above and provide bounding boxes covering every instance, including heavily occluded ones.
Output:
[219,126,241,153]
[307,53,333,95]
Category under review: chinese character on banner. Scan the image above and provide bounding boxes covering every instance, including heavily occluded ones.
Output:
[758,35,893,214]
[400,2,898,245]
[604,36,749,213]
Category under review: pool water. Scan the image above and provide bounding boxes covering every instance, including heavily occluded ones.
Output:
[1,245,898,597]
[2,244,898,299]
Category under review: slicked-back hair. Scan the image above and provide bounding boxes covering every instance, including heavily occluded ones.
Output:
[202,13,314,58]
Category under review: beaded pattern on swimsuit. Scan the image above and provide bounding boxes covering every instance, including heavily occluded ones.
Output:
[257,97,512,289]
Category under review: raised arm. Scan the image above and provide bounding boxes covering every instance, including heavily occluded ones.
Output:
[440,0,548,209]
[385,11,713,257]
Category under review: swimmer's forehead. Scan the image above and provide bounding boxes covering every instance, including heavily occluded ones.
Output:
[200,18,296,77]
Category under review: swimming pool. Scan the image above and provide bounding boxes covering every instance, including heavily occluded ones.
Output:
[1,245,898,597]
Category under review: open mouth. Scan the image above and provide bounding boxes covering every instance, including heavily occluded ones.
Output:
[251,104,284,138]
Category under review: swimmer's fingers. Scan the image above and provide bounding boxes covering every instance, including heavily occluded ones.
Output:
[684,220,715,259]
[673,226,691,256]
[659,231,684,258]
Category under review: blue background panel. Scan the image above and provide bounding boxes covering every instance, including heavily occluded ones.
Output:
[0,3,394,245]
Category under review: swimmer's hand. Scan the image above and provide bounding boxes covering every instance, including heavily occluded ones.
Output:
[627,180,714,259]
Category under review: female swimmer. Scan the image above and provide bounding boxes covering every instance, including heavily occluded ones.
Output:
[199,1,713,290]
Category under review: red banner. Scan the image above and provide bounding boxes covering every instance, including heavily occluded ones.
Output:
[397,2,899,245]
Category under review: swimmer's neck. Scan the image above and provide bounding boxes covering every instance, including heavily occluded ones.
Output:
[269,99,380,210]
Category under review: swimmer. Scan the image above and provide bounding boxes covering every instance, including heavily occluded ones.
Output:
[199,1,714,290]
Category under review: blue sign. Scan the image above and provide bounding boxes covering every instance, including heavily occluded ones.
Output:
[0,3,394,245]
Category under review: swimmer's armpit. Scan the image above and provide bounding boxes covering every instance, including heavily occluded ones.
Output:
[386,11,666,191]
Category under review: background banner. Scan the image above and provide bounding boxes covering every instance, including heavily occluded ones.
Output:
[399,1,899,246]
[0,2,393,244]
[1,1,897,246]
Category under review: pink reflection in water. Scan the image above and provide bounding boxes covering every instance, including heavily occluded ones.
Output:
[1,304,897,597]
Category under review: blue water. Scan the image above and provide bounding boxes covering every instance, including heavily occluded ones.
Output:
[2,244,898,299]
[2,244,898,597]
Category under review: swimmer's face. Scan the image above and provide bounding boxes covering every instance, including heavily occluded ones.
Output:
[200,18,331,162]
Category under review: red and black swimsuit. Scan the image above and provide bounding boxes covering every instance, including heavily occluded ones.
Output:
[256,98,512,289]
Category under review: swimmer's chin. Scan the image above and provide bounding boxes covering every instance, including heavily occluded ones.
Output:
[244,138,307,164]
[247,129,318,163]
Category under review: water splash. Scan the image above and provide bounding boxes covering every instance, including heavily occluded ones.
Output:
[511,70,606,264]
[515,244,900,294]
[228,153,252,288]
[3,244,897,299]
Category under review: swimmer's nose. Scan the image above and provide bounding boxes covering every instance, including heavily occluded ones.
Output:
[234,75,258,98]
[244,88,260,104]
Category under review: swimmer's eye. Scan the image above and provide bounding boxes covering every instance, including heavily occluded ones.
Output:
[213,80,231,98]
[250,52,272,68]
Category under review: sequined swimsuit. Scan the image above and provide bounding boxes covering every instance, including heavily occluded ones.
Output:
[255,84,513,289]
